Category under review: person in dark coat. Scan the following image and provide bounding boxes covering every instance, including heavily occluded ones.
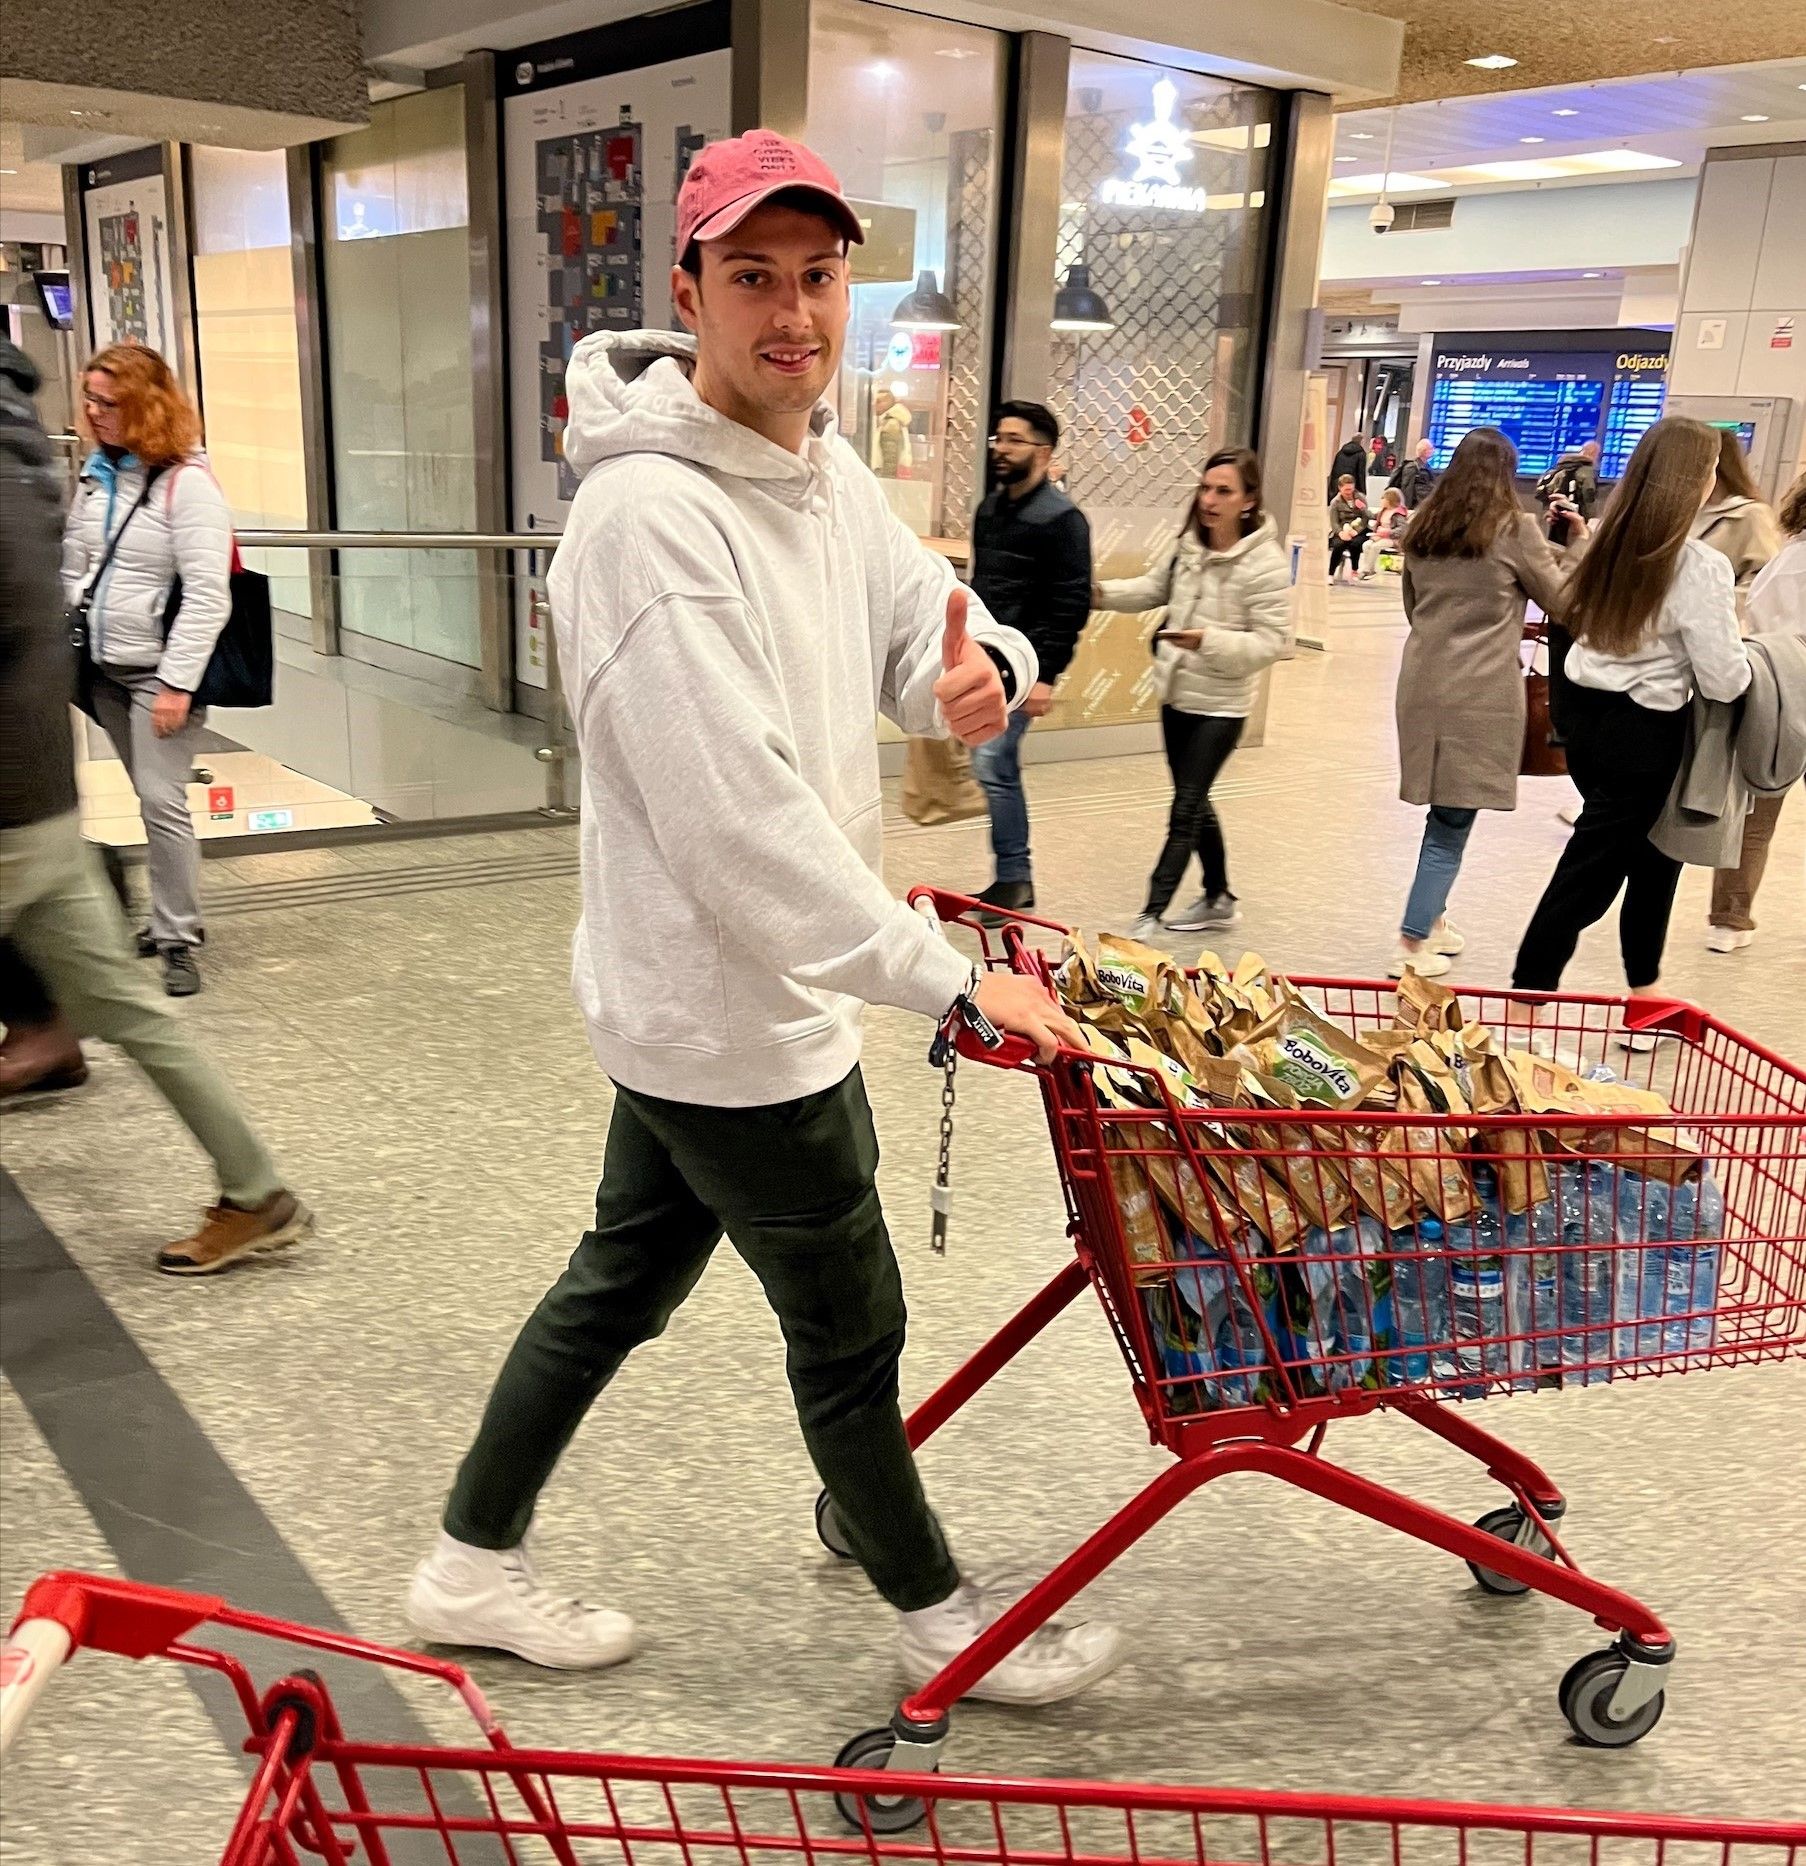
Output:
[1328,433,1369,501]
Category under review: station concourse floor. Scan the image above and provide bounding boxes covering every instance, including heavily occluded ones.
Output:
[2,581,1803,1856]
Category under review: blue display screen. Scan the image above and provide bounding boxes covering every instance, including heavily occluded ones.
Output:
[1429,341,1671,481]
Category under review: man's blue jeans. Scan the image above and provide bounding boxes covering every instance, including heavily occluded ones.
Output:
[971,709,1034,885]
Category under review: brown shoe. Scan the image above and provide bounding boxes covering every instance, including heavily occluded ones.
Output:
[0,1017,89,1099]
[157,1190,314,1276]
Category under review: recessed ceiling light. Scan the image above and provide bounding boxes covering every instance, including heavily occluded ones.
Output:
[1421,279,1443,286]
[867,60,898,79]
[1465,53,1519,70]
[934,45,977,58]
[1552,107,1580,117]
[1334,155,1357,163]
[1520,135,1546,144]
[1742,114,1770,123]
[0,167,15,175]
[1582,270,1602,277]
[1349,131,1375,140]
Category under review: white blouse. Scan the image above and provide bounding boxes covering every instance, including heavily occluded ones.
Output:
[1566,537,1752,712]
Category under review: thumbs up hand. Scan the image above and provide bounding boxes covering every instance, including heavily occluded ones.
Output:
[933,587,1008,746]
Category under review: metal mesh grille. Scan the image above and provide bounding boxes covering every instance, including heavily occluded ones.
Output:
[941,127,995,540]
[1048,98,1260,522]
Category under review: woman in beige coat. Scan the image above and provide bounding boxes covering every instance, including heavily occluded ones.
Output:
[1693,429,1785,952]
[1392,426,1570,976]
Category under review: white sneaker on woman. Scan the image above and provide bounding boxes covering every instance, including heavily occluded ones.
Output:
[1390,944,1453,979]
[407,1532,636,1669]
[898,1580,1125,1707]
[1428,918,1465,955]
[1706,926,1753,953]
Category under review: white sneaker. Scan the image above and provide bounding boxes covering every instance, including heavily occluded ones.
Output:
[1166,892,1241,934]
[1706,927,1753,954]
[1124,912,1170,945]
[407,1531,636,1670]
[1429,918,1465,956]
[898,1581,1125,1708]
[1390,944,1453,979]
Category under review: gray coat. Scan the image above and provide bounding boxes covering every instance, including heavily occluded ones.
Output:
[1396,511,1568,811]
[1652,632,1806,866]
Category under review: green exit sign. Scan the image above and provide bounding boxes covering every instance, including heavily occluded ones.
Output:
[247,808,294,833]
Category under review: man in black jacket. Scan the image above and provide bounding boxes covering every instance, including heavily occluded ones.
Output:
[0,339,311,1275]
[966,401,1092,914]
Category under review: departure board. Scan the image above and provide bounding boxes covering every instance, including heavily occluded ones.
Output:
[1599,350,1669,479]
[1427,350,1605,475]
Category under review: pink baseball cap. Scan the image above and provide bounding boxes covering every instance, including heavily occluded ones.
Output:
[676,130,865,260]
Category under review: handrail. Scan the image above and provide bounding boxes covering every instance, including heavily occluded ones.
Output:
[236,530,561,550]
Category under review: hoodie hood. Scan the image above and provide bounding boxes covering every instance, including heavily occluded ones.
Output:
[561,328,841,506]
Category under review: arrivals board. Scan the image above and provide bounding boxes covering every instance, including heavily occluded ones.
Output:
[1426,350,1605,476]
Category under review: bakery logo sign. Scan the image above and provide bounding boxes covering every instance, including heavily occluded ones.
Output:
[1098,79,1209,213]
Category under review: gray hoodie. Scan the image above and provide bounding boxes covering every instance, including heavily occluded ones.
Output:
[547,330,1037,1108]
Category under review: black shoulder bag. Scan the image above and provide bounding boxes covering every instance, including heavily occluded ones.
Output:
[158,467,275,710]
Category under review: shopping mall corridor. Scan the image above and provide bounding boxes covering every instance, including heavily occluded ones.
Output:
[3,587,1803,1856]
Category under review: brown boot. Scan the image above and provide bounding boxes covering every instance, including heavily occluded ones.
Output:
[157,1190,315,1276]
[0,1016,89,1099]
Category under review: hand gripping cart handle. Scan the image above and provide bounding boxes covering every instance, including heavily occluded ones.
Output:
[6,1571,1805,1859]
[807,886,1806,1803]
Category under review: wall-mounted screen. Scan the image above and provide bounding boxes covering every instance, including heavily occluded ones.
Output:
[1428,332,1671,481]
[33,271,74,329]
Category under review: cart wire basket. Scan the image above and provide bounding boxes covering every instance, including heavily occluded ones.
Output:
[3,1571,1802,1865]
[811,890,1806,1805]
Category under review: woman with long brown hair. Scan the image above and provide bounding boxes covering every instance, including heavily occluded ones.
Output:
[1094,446,1291,939]
[1513,417,1752,999]
[62,343,233,996]
[1390,426,1569,976]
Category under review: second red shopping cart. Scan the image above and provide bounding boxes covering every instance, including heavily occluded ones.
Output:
[813,889,1806,1793]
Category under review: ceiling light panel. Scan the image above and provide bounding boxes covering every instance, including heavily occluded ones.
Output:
[1327,171,1453,197]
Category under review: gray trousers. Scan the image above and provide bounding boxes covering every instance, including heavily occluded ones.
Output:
[90,665,205,948]
[1,811,281,1206]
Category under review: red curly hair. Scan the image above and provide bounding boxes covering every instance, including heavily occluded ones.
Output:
[82,343,202,466]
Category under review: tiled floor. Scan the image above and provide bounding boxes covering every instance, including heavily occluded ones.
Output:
[2,583,1802,1854]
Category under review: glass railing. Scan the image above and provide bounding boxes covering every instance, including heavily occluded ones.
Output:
[77,533,576,851]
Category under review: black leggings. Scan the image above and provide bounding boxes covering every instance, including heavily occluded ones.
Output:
[1328,535,1362,576]
[1145,709,1243,915]
[1513,685,1687,991]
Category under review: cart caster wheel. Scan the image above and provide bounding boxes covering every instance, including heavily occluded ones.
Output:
[1468,1504,1554,1596]
[815,1489,855,1561]
[1559,1648,1666,1748]
[833,1728,930,1833]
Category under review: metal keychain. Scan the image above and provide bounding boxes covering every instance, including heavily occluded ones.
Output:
[931,1042,958,1254]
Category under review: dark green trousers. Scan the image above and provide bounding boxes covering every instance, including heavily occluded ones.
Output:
[443,1066,960,1612]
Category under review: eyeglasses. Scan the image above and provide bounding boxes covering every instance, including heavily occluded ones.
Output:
[82,391,120,411]
[988,431,1044,449]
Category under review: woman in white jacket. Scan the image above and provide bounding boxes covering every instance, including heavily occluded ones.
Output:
[64,345,233,996]
[1094,447,1292,938]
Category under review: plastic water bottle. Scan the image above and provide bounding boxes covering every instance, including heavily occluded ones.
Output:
[1661,1168,1724,1359]
[1169,1232,1270,1407]
[1285,1230,1340,1393]
[1502,1190,1559,1389]
[1450,1194,1509,1393]
[1326,1214,1390,1390]
[1613,1169,1673,1365]
[1558,1161,1617,1386]
[1390,1216,1450,1385]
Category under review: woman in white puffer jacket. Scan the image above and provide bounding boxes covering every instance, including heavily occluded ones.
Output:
[63,345,232,997]
[1094,447,1292,938]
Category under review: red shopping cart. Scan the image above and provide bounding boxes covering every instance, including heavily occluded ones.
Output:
[812,890,1806,1793]
[3,1572,1802,1863]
